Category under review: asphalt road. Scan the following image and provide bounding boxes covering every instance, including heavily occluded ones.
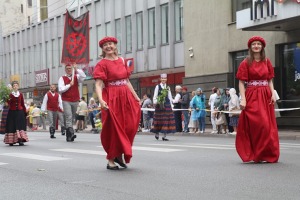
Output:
[0,132,300,200]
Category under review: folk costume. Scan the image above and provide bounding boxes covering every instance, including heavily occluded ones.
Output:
[93,57,141,164]
[0,105,9,135]
[235,36,279,163]
[41,91,64,138]
[151,74,176,140]
[58,66,86,142]
[4,91,28,145]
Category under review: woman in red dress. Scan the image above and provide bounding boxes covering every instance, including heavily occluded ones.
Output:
[236,36,279,163]
[94,36,141,170]
[4,81,29,146]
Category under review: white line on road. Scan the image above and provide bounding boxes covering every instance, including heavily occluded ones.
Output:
[0,153,70,161]
[0,162,8,165]
[51,148,106,155]
[96,146,185,152]
[148,144,236,150]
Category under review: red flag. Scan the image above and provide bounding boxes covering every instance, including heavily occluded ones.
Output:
[61,10,89,64]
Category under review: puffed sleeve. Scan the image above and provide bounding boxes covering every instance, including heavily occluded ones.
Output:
[123,58,132,78]
[93,61,107,81]
[236,59,249,81]
[266,58,275,80]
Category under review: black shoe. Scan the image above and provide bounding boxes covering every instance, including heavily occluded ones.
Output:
[155,134,159,140]
[19,142,24,146]
[114,158,127,168]
[50,135,56,139]
[9,144,13,146]
[71,134,77,141]
[107,164,119,170]
[162,137,169,141]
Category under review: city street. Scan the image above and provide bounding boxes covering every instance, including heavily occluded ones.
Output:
[1,132,300,200]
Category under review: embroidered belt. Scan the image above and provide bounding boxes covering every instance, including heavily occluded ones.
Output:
[106,79,127,87]
[247,80,268,87]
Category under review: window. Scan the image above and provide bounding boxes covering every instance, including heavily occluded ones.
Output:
[21,4,23,13]
[232,50,248,91]
[96,25,104,56]
[125,16,132,52]
[174,0,183,42]
[40,0,48,21]
[105,22,111,36]
[28,0,32,7]
[161,4,169,44]
[115,19,121,53]
[136,12,143,50]
[28,16,31,26]
[148,8,155,47]
[231,0,251,22]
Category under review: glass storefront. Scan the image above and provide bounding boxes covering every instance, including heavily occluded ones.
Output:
[278,43,300,117]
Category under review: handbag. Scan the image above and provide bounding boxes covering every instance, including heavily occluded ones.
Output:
[215,113,225,125]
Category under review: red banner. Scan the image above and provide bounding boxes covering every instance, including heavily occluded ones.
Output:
[61,10,89,64]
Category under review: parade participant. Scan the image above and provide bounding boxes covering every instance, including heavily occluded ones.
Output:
[151,73,176,141]
[173,85,182,132]
[94,36,141,170]
[0,84,11,135]
[236,36,279,163]
[58,63,86,142]
[58,107,66,135]
[190,88,206,133]
[181,86,190,133]
[41,84,64,139]
[4,81,28,146]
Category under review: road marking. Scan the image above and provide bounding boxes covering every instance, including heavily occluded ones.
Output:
[185,143,235,147]
[148,144,235,150]
[132,146,185,152]
[280,143,300,146]
[51,148,106,155]
[0,162,8,165]
[0,153,70,161]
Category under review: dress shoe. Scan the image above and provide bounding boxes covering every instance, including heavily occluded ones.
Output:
[9,144,13,146]
[19,142,24,146]
[107,164,119,170]
[50,135,56,139]
[162,137,169,141]
[155,135,159,140]
[114,158,127,168]
[71,134,77,141]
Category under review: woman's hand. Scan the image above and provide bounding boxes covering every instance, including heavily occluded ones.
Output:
[240,99,246,110]
[100,100,109,110]
[270,94,276,105]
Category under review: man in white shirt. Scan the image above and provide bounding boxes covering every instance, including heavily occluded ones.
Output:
[208,87,218,133]
[172,85,182,132]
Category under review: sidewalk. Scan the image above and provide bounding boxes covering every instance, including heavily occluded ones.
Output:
[30,125,300,140]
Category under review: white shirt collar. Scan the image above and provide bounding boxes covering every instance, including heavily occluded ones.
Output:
[12,91,20,97]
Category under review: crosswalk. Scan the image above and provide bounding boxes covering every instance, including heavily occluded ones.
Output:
[0,142,299,166]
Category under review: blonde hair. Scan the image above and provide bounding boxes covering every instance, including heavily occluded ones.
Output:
[100,43,119,58]
[247,48,266,65]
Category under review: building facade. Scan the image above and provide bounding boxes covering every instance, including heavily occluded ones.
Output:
[0,0,184,104]
[183,0,300,127]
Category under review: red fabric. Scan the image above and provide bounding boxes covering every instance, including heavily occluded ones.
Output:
[235,58,279,163]
[61,76,80,102]
[247,36,266,48]
[8,93,26,114]
[99,36,118,48]
[47,92,59,111]
[94,58,140,163]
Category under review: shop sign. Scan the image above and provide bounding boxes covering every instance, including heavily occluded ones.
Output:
[35,69,49,86]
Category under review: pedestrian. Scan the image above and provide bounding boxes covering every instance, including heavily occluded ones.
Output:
[208,87,218,133]
[181,86,190,133]
[37,102,47,130]
[190,88,206,133]
[94,36,141,170]
[75,97,88,132]
[88,97,99,132]
[142,94,153,132]
[235,36,279,163]
[58,63,86,142]
[4,81,28,146]
[188,91,198,133]
[151,73,176,141]
[57,107,66,135]
[31,104,41,131]
[41,84,64,139]
[214,88,227,134]
[173,85,183,132]
[228,88,240,135]
[224,88,234,133]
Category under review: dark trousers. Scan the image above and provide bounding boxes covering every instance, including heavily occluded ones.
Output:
[225,113,234,132]
[174,111,182,132]
[89,112,95,128]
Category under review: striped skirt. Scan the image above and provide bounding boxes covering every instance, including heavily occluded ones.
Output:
[150,102,176,134]
[4,130,29,144]
[0,107,9,135]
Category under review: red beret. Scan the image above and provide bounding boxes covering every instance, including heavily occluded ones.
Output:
[99,36,118,48]
[182,86,188,91]
[248,36,266,48]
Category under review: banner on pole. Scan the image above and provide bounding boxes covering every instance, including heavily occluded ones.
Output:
[61,10,89,64]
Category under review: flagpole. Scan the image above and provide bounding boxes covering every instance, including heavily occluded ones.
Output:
[77,0,83,98]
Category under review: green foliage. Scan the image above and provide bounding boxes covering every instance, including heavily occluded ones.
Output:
[157,87,170,106]
[0,81,11,104]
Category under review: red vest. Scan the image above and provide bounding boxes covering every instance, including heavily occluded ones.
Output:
[61,75,80,102]
[47,92,59,111]
[8,93,26,113]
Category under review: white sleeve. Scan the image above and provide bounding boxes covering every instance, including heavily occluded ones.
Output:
[172,93,181,103]
[58,94,63,110]
[153,85,159,104]
[76,69,86,83]
[58,77,71,93]
[41,94,48,111]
